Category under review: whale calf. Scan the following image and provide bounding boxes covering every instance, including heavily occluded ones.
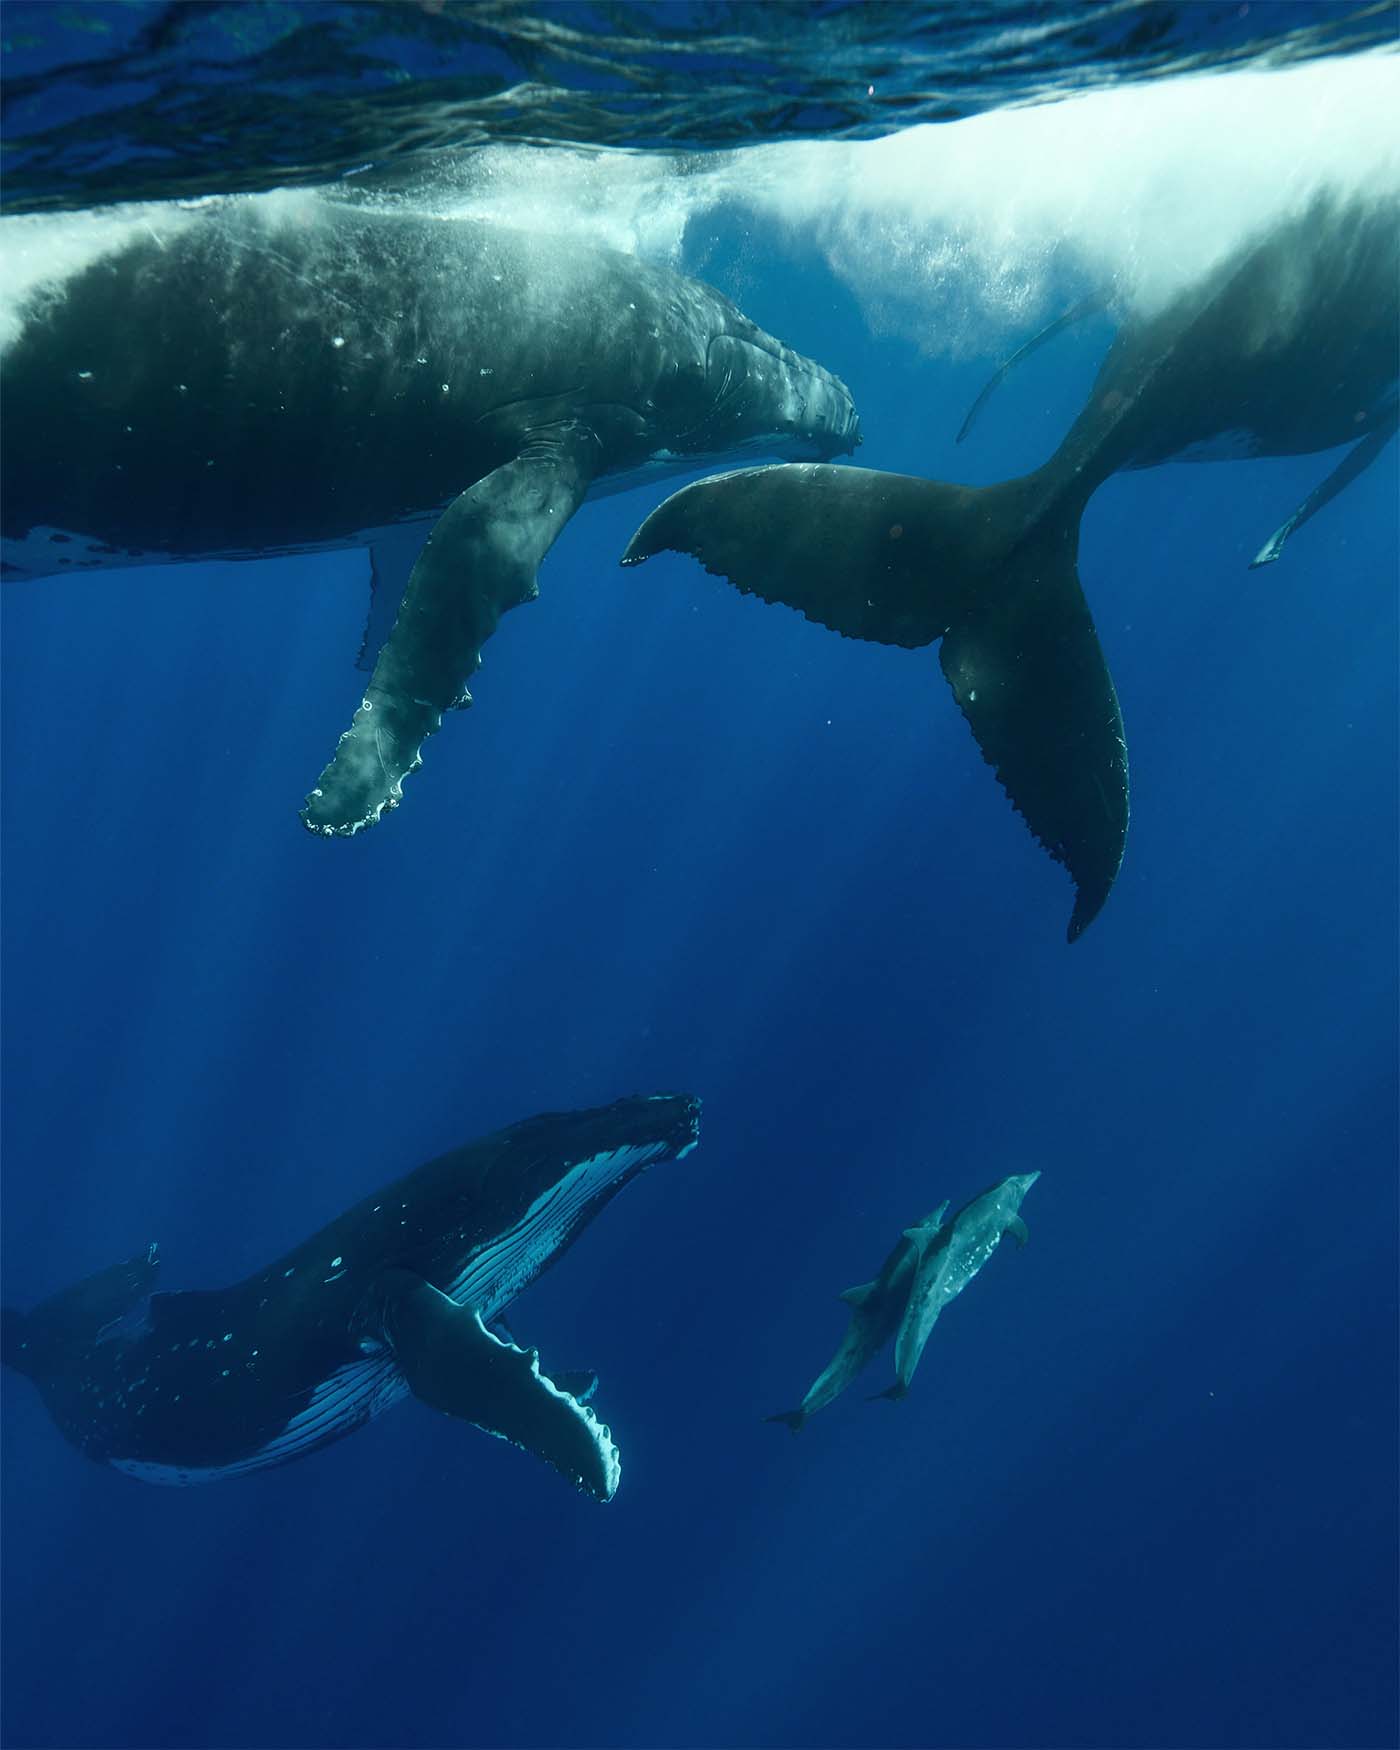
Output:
[768,1171,1038,1430]
[624,195,1397,938]
[1,1093,700,1499]
[0,192,859,836]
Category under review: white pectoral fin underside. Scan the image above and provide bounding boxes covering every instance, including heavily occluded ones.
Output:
[377,1269,621,1501]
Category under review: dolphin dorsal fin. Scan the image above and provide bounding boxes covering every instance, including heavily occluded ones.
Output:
[839,1280,877,1307]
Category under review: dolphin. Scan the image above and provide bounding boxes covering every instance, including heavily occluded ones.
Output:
[880,1170,1039,1401]
[767,1173,1037,1429]
[0,192,859,836]
[0,1093,700,1500]
[765,1201,948,1433]
[623,194,1398,940]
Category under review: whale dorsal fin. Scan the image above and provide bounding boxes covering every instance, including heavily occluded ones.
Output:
[839,1280,877,1307]
[371,1269,620,1500]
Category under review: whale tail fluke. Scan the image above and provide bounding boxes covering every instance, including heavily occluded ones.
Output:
[765,1408,807,1434]
[869,1382,909,1404]
[623,462,1128,940]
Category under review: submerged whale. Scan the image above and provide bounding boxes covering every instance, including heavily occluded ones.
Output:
[0,193,859,836]
[767,1171,1039,1431]
[1,1093,700,1499]
[624,195,1398,939]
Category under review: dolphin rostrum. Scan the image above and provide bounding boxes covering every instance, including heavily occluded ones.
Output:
[768,1171,1038,1430]
[623,195,1397,939]
[1,1094,700,1500]
[0,192,859,836]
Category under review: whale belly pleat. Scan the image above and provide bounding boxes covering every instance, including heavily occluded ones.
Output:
[444,1140,675,1315]
[108,1355,408,1486]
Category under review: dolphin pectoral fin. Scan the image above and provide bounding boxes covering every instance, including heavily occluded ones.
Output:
[623,464,955,649]
[1006,1215,1030,1248]
[939,533,1128,943]
[1250,408,1398,568]
[839,1280,877,1307]
[373,1269,621,1501]
[304,433,596,836]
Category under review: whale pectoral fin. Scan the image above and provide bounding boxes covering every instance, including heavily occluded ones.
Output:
[374,1270,620,1501]
[304,430,598,836]
[550,1368,599,1405]
[1005,1215,1029,1248]
[356,521,437,673]
[940,536,1128,943]
[622,464,955,649]
[1250,407,1398,568]
[956,293,1109,445]
[839,1280,877,1307]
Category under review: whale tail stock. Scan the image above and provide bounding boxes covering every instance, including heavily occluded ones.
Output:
[623,461,1128,940]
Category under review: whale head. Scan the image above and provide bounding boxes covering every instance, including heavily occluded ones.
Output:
[651,295,861,466]
[431,1092,702,1314]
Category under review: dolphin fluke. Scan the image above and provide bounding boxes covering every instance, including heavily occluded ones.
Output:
[765,1408,807,1434]
[624,463,1128,939]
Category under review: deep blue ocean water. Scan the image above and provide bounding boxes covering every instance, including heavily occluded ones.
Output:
[2,30,1398,1750]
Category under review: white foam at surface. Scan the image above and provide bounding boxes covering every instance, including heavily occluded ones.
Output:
[1,53,1395,358]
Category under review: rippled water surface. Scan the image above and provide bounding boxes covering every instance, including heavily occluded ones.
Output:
[2,0,1395,210]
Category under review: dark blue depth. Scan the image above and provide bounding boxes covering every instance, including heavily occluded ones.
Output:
[1,212,1396,1750]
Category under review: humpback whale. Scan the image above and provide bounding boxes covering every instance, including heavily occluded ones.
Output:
[767,1171,1038,1430]
[624,195,1398,939]
[0,1093,700,1499]
[0,192,859,835]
